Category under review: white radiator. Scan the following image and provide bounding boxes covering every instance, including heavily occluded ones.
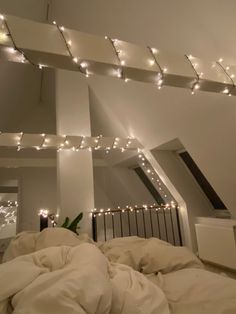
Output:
[195,219,236,270]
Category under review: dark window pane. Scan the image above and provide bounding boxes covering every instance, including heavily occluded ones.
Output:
[179,152,227,209]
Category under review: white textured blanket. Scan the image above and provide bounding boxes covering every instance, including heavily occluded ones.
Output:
[0,243,170,314]
[100,236,236,314]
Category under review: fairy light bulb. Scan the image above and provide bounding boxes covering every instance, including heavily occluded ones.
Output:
[149,59,155,66]
[73,57,78,63]
[151,48,158,54]
[80,61,88,68]
[194,83,200,90]
[223,87,229,94]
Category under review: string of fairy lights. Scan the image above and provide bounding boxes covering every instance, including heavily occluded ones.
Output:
[216,60,235,96]
[137,152,174,201]
[0,132,142,153]
[148,46,164,89]
[91,151,177,216]
[185,54,201,95]
[91,203,177,218]
[38,209,58,227]
[0,13,235,96]
[0,200,18,228]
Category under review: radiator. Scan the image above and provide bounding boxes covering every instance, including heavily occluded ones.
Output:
[195,221,236,270]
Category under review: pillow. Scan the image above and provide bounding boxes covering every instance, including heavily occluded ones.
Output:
[3,231,39,262]
[35,228,88,251]
[3,228,94,262]
[100,237,172,271]
[140,245,203,274]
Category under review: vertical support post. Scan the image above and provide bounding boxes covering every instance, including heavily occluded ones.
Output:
[56,70,94,235]
[40,215,48,231]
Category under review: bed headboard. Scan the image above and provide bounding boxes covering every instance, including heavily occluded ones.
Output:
[91,204,182,246]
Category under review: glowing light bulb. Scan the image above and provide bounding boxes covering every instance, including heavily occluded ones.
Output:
[163,67,168,73]
[60,26,65,31]
[121,60,125,66]
[80,61,88,68]
[67,40,72,46]
[9,47,15,54]
[73,57,78,63]
[223,87,229,94]
[194,83,200,90]
[151,48,158,54]
[53,21,57,25]
[149,59,155,66]
[218,58,223,63]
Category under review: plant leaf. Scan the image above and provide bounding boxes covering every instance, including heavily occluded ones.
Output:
[61,216,70,228]
[68,212,83,234]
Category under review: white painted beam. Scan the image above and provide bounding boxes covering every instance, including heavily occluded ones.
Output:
[0,14,235,96]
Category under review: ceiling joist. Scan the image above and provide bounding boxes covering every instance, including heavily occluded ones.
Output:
[0,14,235,96]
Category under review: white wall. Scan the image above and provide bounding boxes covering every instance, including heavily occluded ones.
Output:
[94,166,155,209]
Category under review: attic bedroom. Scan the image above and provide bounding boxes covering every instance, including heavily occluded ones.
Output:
[0,0,236,313]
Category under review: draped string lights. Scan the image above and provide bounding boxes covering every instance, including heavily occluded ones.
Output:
[148,47,165,89]
[0,14,39,68]
[106,37,124,80]
[185,54,201,95]
[137,153,175,201]
[0,132,142,153]
[0,200,18,228]
[0,13,235,96]
[38,209,59,227]
[91,202,177,217]
[217,58,235,96]
[52,21,88,76]
[91,152,177,217]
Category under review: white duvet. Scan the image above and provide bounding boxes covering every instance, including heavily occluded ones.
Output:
[2,231,236,314]
[0,242,169,314]
[100,236,236,314]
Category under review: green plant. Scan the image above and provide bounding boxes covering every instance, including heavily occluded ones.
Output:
[61,212,83,234]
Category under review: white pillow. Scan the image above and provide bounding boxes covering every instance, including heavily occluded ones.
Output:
[140,245,203,274]
[35,228,88,251]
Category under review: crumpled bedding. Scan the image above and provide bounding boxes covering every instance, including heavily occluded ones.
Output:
[100,236,236,314]
[0,243,170,314]
[99,236,203,274]
[2,228,92,263]
[147,269,236,314]
[2,232,236,314]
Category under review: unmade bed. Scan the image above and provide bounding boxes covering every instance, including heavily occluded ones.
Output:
[0,227,236,314]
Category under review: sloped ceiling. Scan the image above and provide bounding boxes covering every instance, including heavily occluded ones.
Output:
[51,0,236,63]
